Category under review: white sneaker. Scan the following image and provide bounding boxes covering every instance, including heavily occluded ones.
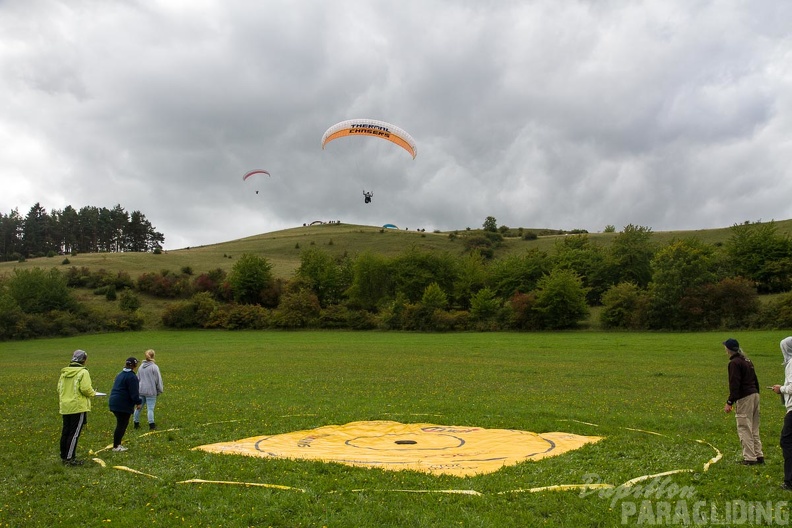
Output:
[112,445,128,452]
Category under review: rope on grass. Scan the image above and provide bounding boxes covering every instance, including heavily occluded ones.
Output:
[624,427,665,437]
[497,483,614,494]
[178,479,306,492]
[620,469,694,488]
[350,489,481,495]
[559,419,600,427]
[89,444,114,455]
[139,428,179,437]
[112,466,160,479]
[696,439,722,472]
[199,419,245,426]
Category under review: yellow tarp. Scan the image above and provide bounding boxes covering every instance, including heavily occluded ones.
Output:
[195,420,602,477]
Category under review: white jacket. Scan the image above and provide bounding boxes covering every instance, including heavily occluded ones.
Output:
[779,337,792,412]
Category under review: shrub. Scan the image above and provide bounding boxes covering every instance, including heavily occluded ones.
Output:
[228,254,274,305]
[469,287,500,323]
[274,290,321,328]
[430,309,469,332]
[600,282,648,330]
[107,311,144,331]
[318,304,350,329]
[162,301,200,329]
[508,292,541,330]
[345,309,378,330]
[379,294,409,330]
[8,268,77,314]
[104,284,117,301]
[756,292,792,329]
[221,304,271,330]
[193,268,232,301]
[532,269,590,330]
[161,292,219,328]
[137,270,191,298]
[0,292,24,341]
[118,290,141,312]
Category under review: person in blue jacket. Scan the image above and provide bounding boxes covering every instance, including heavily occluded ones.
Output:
[109,357,142,452]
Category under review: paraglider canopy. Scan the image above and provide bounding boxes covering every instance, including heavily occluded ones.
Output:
[242,169,270,181]
[243,170,270,194]
[321,119,417,159]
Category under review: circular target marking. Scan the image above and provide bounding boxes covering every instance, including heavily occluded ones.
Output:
[197,420,602,477]
[346,432,463,451]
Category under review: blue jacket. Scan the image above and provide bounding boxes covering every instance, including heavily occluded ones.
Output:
[109,369,142,414]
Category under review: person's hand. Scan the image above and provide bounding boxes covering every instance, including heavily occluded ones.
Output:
[724,403,733,413]
[136,404,142,410]
[773,385,782,394]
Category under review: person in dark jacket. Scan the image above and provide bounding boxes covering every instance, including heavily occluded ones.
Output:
[723,338,764,465]
[109,357,142,452]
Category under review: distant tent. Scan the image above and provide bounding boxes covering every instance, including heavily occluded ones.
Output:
[382,224,398,229]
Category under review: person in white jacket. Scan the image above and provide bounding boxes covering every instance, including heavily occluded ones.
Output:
[772,337,792,490]
[133,349,164,430]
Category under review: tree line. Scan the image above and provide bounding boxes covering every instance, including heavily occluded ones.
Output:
[2,218,792,340]
[0,203,165,261]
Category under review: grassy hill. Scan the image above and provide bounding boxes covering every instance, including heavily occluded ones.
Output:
[3,219,792,281]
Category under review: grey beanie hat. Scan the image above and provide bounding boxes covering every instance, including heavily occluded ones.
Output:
[71,350,87,363]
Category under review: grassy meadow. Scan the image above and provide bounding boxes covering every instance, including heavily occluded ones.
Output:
[2,330,792,527]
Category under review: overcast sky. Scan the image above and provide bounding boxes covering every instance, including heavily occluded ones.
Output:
[2,1,791,249]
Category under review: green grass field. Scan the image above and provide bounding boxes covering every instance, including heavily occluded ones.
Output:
[3,330,792,526]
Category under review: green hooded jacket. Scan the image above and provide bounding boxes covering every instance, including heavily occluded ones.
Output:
[58,362,96,415]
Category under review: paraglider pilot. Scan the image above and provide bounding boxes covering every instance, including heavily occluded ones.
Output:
[363,190,373,204]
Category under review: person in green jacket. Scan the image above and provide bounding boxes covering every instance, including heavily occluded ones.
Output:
[57,350,98,465]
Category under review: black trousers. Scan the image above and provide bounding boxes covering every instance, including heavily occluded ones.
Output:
[112,411,132,447]
[60,412,87,460]
[782,411,792,485]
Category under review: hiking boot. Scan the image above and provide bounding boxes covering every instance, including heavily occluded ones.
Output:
[112,445,128,452]
[757,456,765,464]
[63,458,84,466]
[133,422,140,429]
[149,423,156,430]
[782,482,792,491]
[739,459,759,465]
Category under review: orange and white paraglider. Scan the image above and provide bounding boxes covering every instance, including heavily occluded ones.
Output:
[321,119,416,203]
[321,119,417,159]
[242,169,270,194]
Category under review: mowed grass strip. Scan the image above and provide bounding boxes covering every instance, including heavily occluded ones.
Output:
[1,330,790,526]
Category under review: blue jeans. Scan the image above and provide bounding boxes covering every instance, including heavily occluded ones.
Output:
[134,395,157,424]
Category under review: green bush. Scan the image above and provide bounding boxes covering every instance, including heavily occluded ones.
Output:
[600,282,648,330]
[7,268,77,313]
[532,269,590,330]
[756,292,792,329]
[274,290,321,328]
[105,284,117,301]
[119,290,142,312]
[162,301,200,328]
[221,303,271,330]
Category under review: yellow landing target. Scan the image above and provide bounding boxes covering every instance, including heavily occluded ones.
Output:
[195,420,602,477]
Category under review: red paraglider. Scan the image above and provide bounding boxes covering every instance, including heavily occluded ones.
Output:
[243,170,270,194]
[243,169,270,181]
